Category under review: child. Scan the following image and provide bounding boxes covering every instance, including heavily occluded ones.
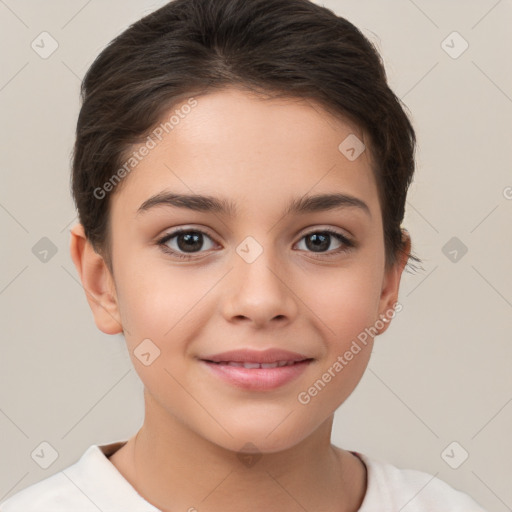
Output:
[1,0,488,510]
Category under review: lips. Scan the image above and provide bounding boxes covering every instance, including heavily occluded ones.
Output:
[200,349,313,391]
[211,360,301,369]
[201,348,311,365]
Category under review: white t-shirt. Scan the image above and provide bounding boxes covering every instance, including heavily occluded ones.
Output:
[0,440,487,511]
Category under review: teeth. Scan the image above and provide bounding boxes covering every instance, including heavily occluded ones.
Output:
[260,362,279,369]
[243,362,261,369]
[217,360,301,368]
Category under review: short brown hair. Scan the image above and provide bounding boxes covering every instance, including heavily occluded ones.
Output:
[71,0,420,272]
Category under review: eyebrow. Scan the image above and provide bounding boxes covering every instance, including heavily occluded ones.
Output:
[136,191,371,218]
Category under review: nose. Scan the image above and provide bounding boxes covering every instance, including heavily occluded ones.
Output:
[221,244,299,329]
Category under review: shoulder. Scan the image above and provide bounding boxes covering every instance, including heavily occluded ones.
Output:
[0,443,124,512]
[0,469,96,511]
[355,452,488,512]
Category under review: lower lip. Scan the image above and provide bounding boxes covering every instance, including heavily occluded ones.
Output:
[201,360,312,391]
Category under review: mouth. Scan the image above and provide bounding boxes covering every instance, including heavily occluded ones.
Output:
[203,359,311,369]
[199,349,314,391]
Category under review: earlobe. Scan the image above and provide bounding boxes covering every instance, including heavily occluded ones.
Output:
[69,223,123,335]
[376,229,411,335]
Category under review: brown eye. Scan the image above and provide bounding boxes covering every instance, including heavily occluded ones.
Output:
[174,232,205,253]
[157,229,217,260]
[296,229,354,255]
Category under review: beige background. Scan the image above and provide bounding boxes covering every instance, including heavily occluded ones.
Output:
[1,0,511,510]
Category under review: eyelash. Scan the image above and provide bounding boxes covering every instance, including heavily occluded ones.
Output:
[156,227,355,261]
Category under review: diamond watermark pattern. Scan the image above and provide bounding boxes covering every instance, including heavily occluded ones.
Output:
[134,338,161,366]
[338,134,366,161]
[31,31,59,59]
[236,236,263,264]
[441,441,469,469]
[32,237,58,263]
[31,441,59,469]
[237,442,262,468]
[442,237,468,263]
[441,31,469,59]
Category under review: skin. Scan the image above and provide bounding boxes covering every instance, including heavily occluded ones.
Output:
[70,86,411,512]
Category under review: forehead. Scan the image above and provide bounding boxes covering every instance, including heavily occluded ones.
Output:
[110,87,379,220]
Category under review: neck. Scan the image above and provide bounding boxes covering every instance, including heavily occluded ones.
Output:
[118,397,366,512]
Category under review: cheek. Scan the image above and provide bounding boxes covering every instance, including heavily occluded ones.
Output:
[114,261,213,348]
[305,261,383,347]
[113,266,198,401]
[294,268,380,417]
[111,225,186,331]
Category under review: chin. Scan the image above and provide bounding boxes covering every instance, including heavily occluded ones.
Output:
[202,416,319,456]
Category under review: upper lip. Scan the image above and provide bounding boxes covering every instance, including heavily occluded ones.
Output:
[201,349,312,364]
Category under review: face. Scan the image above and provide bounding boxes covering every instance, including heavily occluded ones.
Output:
[92,87,406,453]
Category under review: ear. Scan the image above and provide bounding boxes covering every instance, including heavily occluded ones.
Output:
[69,223,123,335]
[376,229,411,335]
